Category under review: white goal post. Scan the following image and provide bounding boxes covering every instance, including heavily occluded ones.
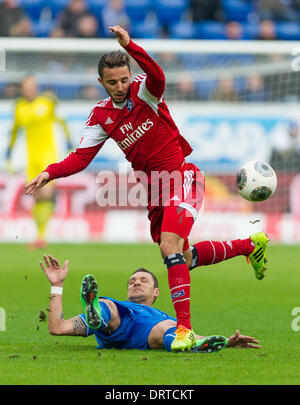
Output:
[1,37,300,54]
[1,37,299,87]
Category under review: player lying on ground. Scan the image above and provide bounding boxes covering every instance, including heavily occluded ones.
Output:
[26,25,269,352]
[40,254,260,352]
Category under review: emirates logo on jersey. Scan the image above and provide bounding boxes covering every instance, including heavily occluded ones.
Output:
[117,119,154,151]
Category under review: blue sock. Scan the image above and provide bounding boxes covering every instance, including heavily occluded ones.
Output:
[163,327,177,352]
[99,301,111,330]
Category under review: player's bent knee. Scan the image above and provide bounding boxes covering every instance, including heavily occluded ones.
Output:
[148,319,176,350]
[160,232,183,258]
[99,298,121,330]
[159,240,178,258]
[183,248,192,269]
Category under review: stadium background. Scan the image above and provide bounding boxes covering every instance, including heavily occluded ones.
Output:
[1,0,300,388]
[1,0,300,245]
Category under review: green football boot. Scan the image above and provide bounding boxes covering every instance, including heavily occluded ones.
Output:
[248,232,270,280]
[191,335,227,353]
[171,326,196,352]
[80,274,102,330]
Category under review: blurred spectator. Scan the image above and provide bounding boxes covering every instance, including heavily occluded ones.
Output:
[80,85,102,100]
[157,52,180,71]
[102,0,131,37]
[175,74,196,101]
[270,121,300,171]
[189,0,223,22]
[0,0,32,37]
[211,76,239,101]
[257,0,297,21]
[77,14,99,38]
[243,74,269,102]
[225,21,243,39]
[258,19,277,39]
[1,82,20,99]
[292,0,300,11]
[51,0,97,38]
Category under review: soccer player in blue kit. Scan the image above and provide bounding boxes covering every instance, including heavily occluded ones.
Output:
[40,254,261,352]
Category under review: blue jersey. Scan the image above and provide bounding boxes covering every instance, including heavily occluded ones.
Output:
[79,297,176,350]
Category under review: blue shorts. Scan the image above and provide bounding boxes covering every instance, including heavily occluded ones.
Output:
[79,297,176,350]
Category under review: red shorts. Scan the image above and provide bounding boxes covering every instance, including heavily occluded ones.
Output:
[147,162,205,250]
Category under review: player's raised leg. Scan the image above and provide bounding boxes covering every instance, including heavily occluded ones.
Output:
[185,232,269,280]
[80,274,102,329]
[80,274,121,331]
[248,232,269,280]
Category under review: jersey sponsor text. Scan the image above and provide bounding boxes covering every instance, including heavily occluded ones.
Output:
[117,119,154,151]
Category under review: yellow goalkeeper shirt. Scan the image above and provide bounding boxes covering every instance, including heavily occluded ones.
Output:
[10,93,69,180]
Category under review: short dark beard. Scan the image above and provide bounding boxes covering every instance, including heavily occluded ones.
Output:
[128,294,147,304]
[112,95,127,105]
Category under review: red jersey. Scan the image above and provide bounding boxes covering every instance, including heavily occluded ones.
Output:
[45,39,193,180]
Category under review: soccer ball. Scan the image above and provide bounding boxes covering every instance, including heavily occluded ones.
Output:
[236,161,277,202]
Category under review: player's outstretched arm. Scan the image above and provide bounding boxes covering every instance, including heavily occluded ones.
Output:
[39,254,87,336]
[25,171,49,196]
[25,143,104,192]
[226,329,261,349]
[110,25,165,99]
[6,115,19,174]
[7,112,19,156]
[109,25,130,47]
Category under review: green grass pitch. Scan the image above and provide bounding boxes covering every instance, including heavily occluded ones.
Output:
[0,242,300,385]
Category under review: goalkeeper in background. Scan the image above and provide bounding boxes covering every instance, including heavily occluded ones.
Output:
[6,75,72,249]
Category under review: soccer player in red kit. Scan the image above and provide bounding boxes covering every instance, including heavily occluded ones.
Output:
[25,26,269,352]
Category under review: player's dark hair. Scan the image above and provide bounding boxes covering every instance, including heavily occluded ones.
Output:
[98,51,130,78]
[129,268,159,304]
[130,268,159,289]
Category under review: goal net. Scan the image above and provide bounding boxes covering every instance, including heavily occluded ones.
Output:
[0,37,300,243]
